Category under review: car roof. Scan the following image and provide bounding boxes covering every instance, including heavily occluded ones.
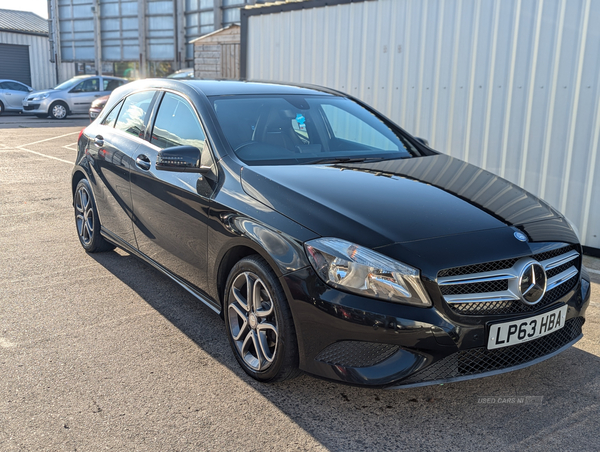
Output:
[0,79,29,84]
[69,75,127,81]
[183,80,339,97]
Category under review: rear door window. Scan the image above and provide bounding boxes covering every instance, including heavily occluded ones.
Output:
[114,91,155,139]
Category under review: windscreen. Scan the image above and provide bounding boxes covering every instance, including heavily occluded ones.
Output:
[54,77,86,91]
[210,95,418,165]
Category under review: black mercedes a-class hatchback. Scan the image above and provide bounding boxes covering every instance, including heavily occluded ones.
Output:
[72,79,591,388]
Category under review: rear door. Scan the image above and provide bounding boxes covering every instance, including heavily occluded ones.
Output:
[69,78,101,113]
[130,91,215,292]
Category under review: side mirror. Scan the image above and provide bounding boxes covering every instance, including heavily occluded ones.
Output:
[156,145,211,173]
[415,137,429,147]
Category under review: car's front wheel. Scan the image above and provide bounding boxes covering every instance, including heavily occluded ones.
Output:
[49,101,68,119]
[74,178,114,253]
[224,255,300,382]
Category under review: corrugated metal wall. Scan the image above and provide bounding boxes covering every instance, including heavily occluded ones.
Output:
[246,0,600,250]
[0,32,56,89]
[57,0,255,63]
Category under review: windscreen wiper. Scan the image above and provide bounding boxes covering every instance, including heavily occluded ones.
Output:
[306,156,388,165]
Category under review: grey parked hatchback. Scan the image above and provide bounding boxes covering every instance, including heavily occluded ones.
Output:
[0,80,32,114]
[22,75,128,119]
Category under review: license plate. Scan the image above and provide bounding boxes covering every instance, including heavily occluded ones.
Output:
[487,305,568,350]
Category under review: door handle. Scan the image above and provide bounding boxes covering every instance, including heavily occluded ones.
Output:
[136,154,151,171]
[94,135,104,147]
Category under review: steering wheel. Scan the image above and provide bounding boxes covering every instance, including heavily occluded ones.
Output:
[234,141,258,152]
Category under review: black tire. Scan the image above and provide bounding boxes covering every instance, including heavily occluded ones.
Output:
[224,255,300,382]
[49,101,68,119]
[36,114,48,119]
[73,179,115,253]
[0,101,4,115]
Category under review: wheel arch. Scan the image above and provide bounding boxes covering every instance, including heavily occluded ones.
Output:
[216,243,280,314]
[71,169,87,197]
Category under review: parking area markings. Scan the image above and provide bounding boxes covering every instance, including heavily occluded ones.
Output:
[18,131,80,147]
[13,147,72,164]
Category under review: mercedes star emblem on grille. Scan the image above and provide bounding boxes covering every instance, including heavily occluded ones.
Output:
[519,262,547,305]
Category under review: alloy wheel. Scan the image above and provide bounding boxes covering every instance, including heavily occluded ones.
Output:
[75,185,94,247]
[52,103,67,119]
[228,271,279,371]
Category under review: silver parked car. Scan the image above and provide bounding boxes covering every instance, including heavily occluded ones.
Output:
[22,75,128,119]
[0,80,33,114]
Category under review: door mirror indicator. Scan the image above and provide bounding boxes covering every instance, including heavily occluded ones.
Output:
[156,146,211,173]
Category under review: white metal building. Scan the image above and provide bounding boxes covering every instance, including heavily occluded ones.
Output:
[0,9,57,89]
[242,0,600,253]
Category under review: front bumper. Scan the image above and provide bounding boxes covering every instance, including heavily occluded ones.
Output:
[89,107,102,121]
[21,98,52,114]
[282,266,590,388]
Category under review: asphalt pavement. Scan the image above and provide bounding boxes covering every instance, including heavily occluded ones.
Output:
[1,113,599,451]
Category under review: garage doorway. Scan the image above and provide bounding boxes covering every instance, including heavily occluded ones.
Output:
[0,43,32,86]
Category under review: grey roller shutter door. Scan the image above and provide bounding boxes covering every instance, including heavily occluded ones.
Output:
[0,43,31,86]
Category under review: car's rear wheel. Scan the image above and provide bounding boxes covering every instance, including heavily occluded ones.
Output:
[49,101,68,119]
[224,255,300,382]
[74,179,114,253]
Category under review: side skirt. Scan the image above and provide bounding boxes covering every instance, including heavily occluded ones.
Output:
[101,227,221,315]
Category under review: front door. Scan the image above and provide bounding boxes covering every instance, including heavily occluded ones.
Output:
[3,81,30,109]
[130,92,213,292]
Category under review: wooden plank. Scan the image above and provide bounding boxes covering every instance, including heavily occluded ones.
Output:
[221,43,240,80]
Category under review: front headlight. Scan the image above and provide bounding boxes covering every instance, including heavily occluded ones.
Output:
[305,238,432,307]
[31,93,50,101]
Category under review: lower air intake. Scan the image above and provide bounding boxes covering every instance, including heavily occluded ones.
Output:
[315,341,400,368]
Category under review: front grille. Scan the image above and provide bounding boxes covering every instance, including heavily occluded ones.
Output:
[400,317,584,385]
[315,341,400,368]
[438,244,580,316]
[23,104,40,111]
[450,283,574,315]
[438,258,518,278]
[532,245,577,262]
[440,279,508,295]
[547,261,574,279]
